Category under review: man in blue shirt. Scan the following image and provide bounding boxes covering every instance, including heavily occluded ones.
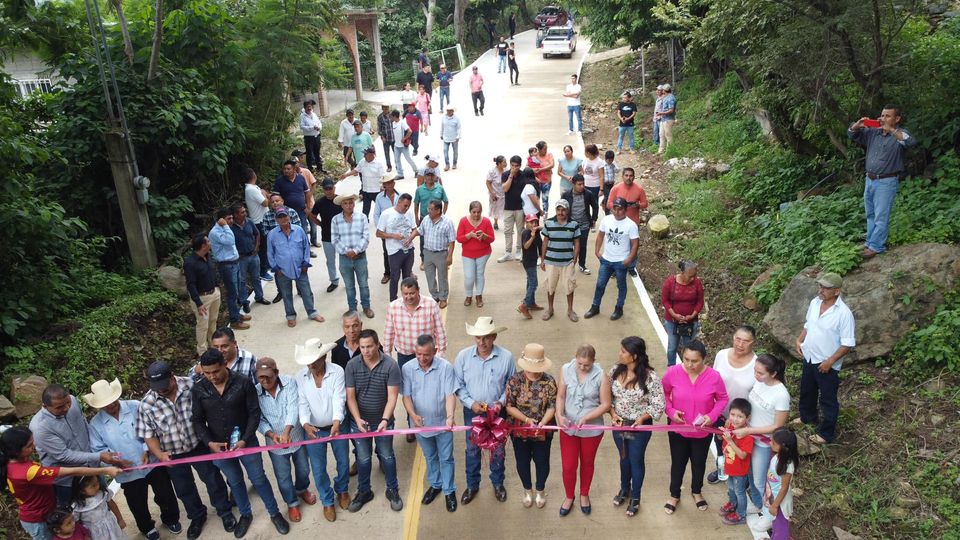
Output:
[267,208,326,327]
[657,84,677,154]
[402,334,459,512]
[274,160,312,239]
[436,64,454,111]
[210,208,251,330]
[453,317,515,504]
[85,379,181,540]
[231,204,269,312]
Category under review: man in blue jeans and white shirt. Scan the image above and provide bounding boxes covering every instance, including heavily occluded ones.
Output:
[848,106,916,258]
[583,197,639,321]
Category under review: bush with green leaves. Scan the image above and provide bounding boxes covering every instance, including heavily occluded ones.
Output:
[893,292,960,375]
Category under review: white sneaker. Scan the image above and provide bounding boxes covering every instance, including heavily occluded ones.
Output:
[567,131,574,135]
[579,266,591,275]
[497,253,513,263]
[513,253,523,261]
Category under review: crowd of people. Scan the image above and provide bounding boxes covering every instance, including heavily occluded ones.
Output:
[0,35,883,540]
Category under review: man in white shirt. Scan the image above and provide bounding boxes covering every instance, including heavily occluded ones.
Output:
[376,193,417,301]
[337,109,357,166]
[390,110,418,180]
[795,272,855,445]
[299,100,322,171]
[562,74,583,134]
[340,147,386,217]
[583,197,639,321]
[243,168,273,281]
[295,339,349,520]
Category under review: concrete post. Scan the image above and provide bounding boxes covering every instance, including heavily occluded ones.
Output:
[371,16,385,90]
[104,129,158,269]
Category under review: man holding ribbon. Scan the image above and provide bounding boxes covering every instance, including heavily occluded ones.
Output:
[454,317,516,505]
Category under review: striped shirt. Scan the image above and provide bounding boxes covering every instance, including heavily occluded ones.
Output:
[418,214,456,252]
[331,212,370,254]
[136,376,199,455]
[383,295,448,355]
[345,354,403,426]
[542,218,580,266]
[256,375,305,455]
[262,206,302,233]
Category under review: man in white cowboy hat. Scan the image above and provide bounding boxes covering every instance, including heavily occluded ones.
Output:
[86,378,180,540]
[374,174,405,285]
[345,329,404,513]
[401,334,459,513]
[294,339,350,521]
[453,316,516,504]
[331,193,375,318]
[254,357,318,524]
[341,145,386,216]
[440,105,461,171]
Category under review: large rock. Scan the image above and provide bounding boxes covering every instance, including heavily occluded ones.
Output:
[764,243,960,361]
[10,375,48,418]
[157,265,189,299]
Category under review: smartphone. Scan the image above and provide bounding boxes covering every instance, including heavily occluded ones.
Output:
[863,118,881,128]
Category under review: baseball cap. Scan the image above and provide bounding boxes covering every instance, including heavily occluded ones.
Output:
[817,272,843,288]
[291,149,305,157]
[320,177,336,188]
[525,214,539,222]
[275,207,290,217]
[612,197,629,208]
[147,361,173,392]
[424,155,440,164]
[555,199,570,209]
[255,358,278,378]
[363,147,376,155]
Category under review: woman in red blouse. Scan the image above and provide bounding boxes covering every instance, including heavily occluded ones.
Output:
[1,427,121,540]
[661,260,705,366]
[457,201,496,307]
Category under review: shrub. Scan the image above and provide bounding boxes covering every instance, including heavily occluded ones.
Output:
[893,292,960,374]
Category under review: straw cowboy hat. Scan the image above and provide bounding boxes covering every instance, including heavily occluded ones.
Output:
[465,316,508,337]
[83,378,123,409]
[518,343,552,373]
[380,173,397,184]
[294,338,337,366]
[333,193,360,206]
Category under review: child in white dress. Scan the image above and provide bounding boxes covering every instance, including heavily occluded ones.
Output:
[72,476,127,540]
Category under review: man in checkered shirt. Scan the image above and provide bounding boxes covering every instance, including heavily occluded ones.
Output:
[331,193,375,319]
[188,327,257,385]
[137,361,236,539]
[383,277,447,370]
[408,199,456,308]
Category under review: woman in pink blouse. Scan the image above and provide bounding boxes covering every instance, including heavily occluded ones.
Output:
[661,260,705,366]
[415,85,431,135]
[661,340,728,515]
[456,201,496,307]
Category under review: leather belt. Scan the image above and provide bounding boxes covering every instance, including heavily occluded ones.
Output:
[200,289,216,296]
[217,259,238,266]
[866,171,901,180]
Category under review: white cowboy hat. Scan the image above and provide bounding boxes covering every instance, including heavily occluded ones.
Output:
[465,316,508,337]
[294,338,337,366]
[333,193,360,205]
[83,378,122,409]
[445,105,455,111]
[380,173,397,184]
[517,343,552,373]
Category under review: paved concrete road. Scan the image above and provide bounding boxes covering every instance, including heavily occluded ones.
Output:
[117,29,750,540]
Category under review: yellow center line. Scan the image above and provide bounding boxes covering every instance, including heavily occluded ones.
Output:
[401,305,448,539]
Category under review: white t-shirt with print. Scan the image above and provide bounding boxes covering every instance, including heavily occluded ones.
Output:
[377,207,416,255]
[521,183,539,216]
[583,157,604,188]
[763,455,795,520]
[599,214,639,262]
[565,83,582,106]
[748,381,791,447]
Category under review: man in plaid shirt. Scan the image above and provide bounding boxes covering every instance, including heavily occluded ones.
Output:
[383,277,447,369]
[331,194,374,318]
[377,103,394,172]
[188,327,257,384]
[409,200,456,308]
[137,361,236,539]
[262,194,303,234]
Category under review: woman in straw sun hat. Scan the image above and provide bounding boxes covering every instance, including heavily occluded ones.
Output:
[505,343,557,510]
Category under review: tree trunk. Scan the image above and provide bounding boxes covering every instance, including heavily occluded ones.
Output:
[146,0,164,83]
[110,0,135,65]
[453,0,467,43]
[422,0,435,41]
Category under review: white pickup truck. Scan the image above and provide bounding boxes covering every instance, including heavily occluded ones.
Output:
[541,26,577,58]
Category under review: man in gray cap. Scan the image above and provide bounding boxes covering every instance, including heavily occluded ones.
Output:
[795,272,855,445]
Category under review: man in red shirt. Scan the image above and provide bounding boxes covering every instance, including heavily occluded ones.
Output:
[606,167,648,225]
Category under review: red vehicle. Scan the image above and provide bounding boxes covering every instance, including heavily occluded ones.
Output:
[535,6,569,28]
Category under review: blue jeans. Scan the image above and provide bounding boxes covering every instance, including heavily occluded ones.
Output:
[727,474,750,518]
[463,407,505,489]
[353,421,399,492]
[664,319,700,366]
[443,141,459,166]
[798,360,840,442]
[305,427,350,506]
[275,271,318,320]
[268,447,311,508]
[438,86,450,110]
[567,105,583,132]
[238,254,264,303]
[393,145,418,178]
[523,266,538,306]
[213,439,280,516]
[498,54,507,72]
[321,241,339,285]
[539,182,551,213]
[217,262,242,323]
[653,119,661,145]
[591,257,629,310]
[748,443,773,509]
[617,126,635,151]
[417,431,457,494]
[463,254,490,297]
[339,253,371,310]
[612,425,653,499]
[167,444,232,521]
[20,520,52,540]
[863,175,899,253]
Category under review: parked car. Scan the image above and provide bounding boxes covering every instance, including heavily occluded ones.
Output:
[541,26,577,58]
[535,6,569,28]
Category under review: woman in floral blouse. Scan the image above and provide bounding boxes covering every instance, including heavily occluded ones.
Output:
[609,336,665,517]
[505,343,557,510]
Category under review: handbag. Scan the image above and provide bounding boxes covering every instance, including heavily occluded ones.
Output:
[673,322,695,338]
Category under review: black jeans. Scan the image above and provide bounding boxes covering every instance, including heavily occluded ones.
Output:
[256,222,269,275]
[381,238,391,277]
[799,360,840,442]
[667,432,711,499]
[577,227,590,269]
[121,468,181,533]
[361,191,378,217]
[381,140,393,168]
[167,444,232,521]
[509,64,519,84]
[512,436,552,491]
[387,249,414,301]
[303,135,320,170]
[471,91,486,114]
